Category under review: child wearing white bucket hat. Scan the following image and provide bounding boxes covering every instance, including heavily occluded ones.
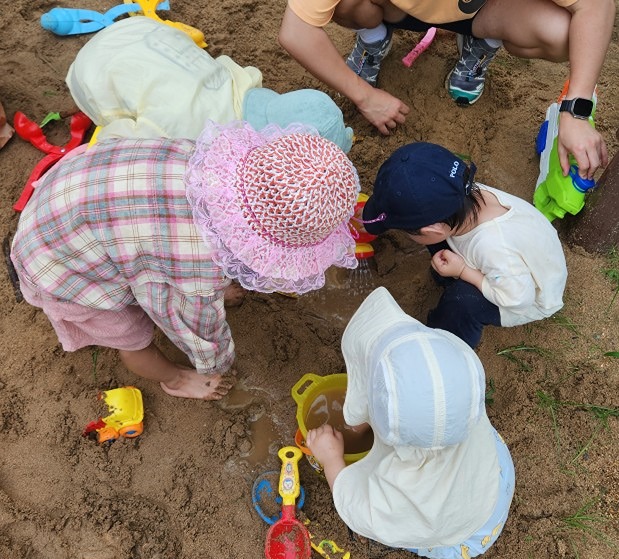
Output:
[66,16,354,152]
[306,287,515,558]
[11,120,360,400]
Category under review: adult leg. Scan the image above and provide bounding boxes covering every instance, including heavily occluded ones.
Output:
[335,0,407,86]
[332,0,389,29]
[426,281,501,348]
[473,0,570,60]
[476,0,612,178]
[447,0,570,105]
[119,343,236,401]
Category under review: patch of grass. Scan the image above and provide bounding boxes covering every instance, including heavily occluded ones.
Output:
[555,399,619,425]
[497,344,550,372]
[560,499,618,553]
[536,390,619,468]
[536,390,562,454]
[453,152,471,163]
[601,246,619,309]
[485,378,496,406]
[550,312,580,335]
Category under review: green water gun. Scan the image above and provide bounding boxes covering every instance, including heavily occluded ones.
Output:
[533,88,597,222]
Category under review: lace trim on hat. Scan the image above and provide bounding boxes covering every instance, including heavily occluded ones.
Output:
[185,120,359,294]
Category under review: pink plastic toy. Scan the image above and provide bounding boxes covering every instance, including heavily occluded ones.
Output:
[402,27,437,67]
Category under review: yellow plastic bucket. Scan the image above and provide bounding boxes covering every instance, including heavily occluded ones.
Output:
[291,373,370,473]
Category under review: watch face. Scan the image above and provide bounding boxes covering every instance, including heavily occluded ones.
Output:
[572,98,594,118]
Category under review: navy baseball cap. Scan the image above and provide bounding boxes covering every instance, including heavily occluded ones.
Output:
[362,142,474,235]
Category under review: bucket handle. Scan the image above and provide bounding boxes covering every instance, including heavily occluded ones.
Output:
[291,373,323,406]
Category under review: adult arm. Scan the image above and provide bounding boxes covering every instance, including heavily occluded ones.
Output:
[278,6,410,134]
[558,0,613,179]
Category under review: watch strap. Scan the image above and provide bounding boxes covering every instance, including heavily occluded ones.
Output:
[559,98,593,119]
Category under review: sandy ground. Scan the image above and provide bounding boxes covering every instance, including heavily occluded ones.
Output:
[1,1,619,558]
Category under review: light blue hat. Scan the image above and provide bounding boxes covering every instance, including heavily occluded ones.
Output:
[342,287,486,449]
[243,88,354,153]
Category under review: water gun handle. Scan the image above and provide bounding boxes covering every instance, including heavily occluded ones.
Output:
[533,100,596,221]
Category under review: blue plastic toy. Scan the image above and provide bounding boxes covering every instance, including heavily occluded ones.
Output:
[40,1,170,36]
[252,470,305,525]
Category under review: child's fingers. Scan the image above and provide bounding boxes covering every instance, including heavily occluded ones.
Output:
[307,424,340,444]
[432,249,449,264]
[431,252,447,270]
[306,430,315,446]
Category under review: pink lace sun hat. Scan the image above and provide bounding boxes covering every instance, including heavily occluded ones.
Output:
[185,120,360,294]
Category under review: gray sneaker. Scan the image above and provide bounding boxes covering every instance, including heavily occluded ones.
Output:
[446,34,499,105]
[346,28,393,87]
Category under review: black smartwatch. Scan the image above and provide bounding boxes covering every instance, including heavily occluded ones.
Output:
[559,97,594,120]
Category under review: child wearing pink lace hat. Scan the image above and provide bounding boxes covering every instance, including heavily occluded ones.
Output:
[11,120,360,400]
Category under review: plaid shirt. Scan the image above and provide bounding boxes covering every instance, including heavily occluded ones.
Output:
[12,139,234,374]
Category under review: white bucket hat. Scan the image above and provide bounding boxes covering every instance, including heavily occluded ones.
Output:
[334,287,501,548]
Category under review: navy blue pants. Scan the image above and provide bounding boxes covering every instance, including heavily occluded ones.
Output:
[426,242,501,348]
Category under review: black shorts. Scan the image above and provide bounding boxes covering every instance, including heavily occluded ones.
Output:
[390,15,476,37]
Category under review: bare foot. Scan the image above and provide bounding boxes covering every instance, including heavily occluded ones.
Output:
[160,368,237,400]
[224,282,246,307]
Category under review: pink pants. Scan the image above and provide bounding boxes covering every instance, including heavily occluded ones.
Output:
[19,277,154,352]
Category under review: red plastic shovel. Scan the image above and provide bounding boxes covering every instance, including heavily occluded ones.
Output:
[264,447,311,559]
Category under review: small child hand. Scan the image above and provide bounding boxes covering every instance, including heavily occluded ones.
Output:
[431,249,466,278]
[306,424,345,465]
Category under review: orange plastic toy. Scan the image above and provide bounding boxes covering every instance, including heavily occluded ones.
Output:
[348,193,377,260]
[83,386,144,443]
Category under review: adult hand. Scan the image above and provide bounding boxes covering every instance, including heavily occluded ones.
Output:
[558,113,608,180]
[356,87,410,135]
[431,249,465,278]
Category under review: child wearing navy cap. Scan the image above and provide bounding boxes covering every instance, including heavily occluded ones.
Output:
[362,142,568,348]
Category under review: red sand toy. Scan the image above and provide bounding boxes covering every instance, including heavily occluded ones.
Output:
[83,386,144,443]
[265,447,311,559]
[12,111,91,212]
